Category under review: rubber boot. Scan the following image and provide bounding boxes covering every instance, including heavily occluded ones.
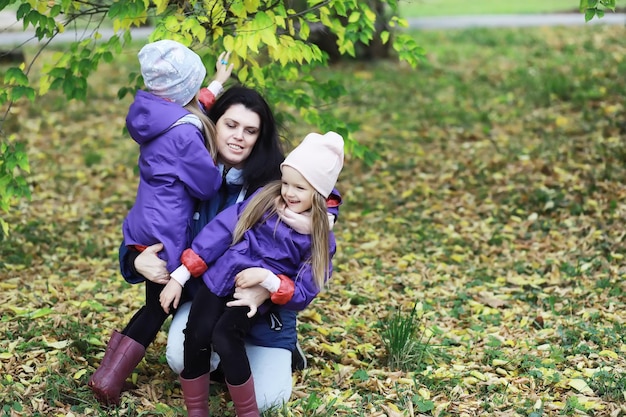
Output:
[226,375,260,417]
[179,373,210,417]
[88,332,145,405]
[88,330,123,402]
[89,331,123,386]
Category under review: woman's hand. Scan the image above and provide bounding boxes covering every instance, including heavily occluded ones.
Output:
[227,276,270,318]
[134,243,170,284]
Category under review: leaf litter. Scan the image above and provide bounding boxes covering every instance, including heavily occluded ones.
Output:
[1,25,626,416]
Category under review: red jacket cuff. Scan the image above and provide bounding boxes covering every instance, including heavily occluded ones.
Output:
[198,88,216,109]
[326,195,341,208]
[270,274,295,305]
[181,248,208,277]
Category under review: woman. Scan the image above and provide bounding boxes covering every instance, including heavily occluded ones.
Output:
[102,86,341,410]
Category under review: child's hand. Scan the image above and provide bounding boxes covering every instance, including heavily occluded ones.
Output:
[235,267,268,288]
[159,279,182,314]
[215,51,234,85]
[227,286,266,318]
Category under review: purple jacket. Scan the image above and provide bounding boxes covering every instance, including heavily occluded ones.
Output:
[123,90,221,271]
[190,197,336,311]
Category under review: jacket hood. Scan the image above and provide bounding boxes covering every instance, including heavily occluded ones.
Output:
[126,90,193,145]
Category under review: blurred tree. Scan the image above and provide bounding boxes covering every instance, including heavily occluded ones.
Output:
[0,0,424,234]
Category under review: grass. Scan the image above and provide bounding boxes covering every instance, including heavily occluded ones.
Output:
[399,0,582,17]
[378,302,446,372]
[1,21,626,417]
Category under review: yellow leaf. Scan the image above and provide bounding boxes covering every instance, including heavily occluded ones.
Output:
[360,241,378,250]
[0,352,12,360]
[44,339,70,350]
[450,254,464,263]
[153,0,169,14]
[73,369,88,380]
[75,280,97,292]
[87,337,106,347]
[470,370,487,381]
[316,326,329,336]
[555,116,569,127]
[319,342,342,355]
[299,309,323,324]
[598,350,618,359]
[568,378,594,395]
[380,403,403,417]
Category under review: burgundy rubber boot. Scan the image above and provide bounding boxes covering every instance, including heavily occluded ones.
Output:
[226,375,260,417]
[88,330,123,401]
[179,373,210,417]
[88,332,145,405]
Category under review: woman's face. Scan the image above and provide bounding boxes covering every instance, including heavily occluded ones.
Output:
[215,104,261,169]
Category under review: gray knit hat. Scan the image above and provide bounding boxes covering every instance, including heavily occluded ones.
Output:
[138,40,206,106]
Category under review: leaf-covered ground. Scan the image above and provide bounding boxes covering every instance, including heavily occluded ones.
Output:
[1,25,626,417]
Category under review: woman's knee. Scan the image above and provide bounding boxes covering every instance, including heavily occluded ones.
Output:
[246,344,292,411]
[166,302,191,374]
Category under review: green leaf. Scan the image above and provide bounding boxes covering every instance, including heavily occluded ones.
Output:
[27,308,54,319]
[585,8,597,21]
[352,369,369,381]
[348,11,360,23]
[4,68,29,85]
[415,399,435,412]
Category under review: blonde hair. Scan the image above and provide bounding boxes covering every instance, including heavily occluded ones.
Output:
[184,94,218,160]
[232,181,331,290]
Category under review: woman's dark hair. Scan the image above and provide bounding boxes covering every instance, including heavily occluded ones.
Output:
[207,86,285,194]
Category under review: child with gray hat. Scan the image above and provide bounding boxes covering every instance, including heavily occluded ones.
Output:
[89,39,232,406]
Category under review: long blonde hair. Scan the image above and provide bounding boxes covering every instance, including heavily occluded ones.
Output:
[232,181,331,290]
[184,94,218,160]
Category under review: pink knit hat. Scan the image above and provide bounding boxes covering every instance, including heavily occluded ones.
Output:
[138,39,206,106]
[281,131,344,198]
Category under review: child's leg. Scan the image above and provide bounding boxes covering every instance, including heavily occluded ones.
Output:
[122,280,170,348]
[181,284,226,379]
[214,305,260,416]
[89,279,166,405]
[212,301,255,385]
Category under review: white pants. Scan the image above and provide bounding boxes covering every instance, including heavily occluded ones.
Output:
[166,301,293,411]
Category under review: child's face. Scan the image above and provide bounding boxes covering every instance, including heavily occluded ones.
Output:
[280,166,315,213]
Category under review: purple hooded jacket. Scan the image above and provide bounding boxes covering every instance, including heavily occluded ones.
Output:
[189,195,336,312]
[123,90,221,271]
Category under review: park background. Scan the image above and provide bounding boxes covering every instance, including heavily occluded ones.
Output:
[1,1,626,416]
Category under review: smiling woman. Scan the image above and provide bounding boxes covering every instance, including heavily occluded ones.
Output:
[213,103,260,169]
[400,0,579,17]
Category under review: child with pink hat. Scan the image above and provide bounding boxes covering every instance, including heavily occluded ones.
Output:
[160,131,344,417]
